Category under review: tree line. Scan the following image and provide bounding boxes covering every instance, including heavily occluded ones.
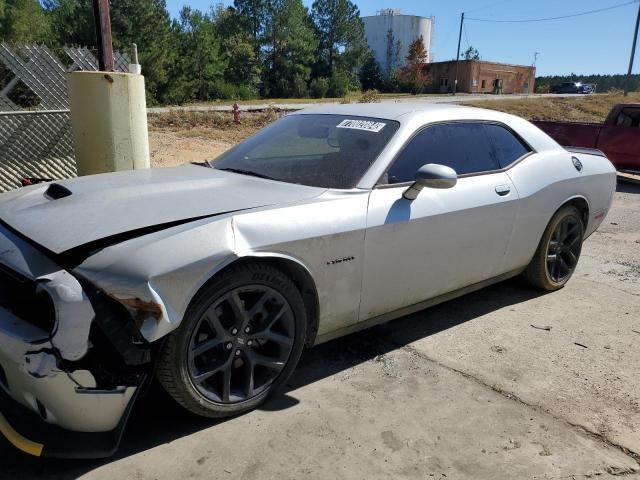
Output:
[535,74,640,93]
[1,0,435,105]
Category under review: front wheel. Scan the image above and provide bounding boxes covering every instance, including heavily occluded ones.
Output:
[156,262,307,418]
[524,206,584,291]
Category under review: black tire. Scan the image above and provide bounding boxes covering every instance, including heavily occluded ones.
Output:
[156,262,307,418]
[524,206,584,291]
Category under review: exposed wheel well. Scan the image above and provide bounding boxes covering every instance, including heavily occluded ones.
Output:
[211,257,320,347]
[560,197,589,229]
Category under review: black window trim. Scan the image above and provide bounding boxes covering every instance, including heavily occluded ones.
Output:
[375,119,536,188]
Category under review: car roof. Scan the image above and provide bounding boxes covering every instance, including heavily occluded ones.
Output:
[291,102,476,121]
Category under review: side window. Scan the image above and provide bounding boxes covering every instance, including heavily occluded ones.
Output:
[386,123,500,184]
[616,108,640,128]
[483,124,531,168]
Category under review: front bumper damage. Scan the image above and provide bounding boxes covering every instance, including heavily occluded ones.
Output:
[0,224,150,458]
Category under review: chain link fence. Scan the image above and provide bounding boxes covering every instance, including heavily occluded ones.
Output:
[0,43,129,191]
[0,110,75,190]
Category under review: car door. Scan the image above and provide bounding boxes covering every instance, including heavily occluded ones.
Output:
[597,106,640,171]
[359,121,528,321]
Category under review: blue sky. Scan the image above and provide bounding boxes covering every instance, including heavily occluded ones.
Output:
[165,0,639,76]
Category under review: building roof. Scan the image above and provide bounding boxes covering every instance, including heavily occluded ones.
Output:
[427,59,535,69]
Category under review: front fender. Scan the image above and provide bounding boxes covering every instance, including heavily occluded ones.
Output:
[74,216,237,342]
[74,215,320,344]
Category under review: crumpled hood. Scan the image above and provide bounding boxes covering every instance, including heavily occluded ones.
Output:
[0,164,325,254]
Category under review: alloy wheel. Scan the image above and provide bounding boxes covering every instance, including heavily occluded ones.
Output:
[187,285,295,404]
[546,216,582,283]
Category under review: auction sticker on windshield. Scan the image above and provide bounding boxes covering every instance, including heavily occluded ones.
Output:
[337,119,386,133]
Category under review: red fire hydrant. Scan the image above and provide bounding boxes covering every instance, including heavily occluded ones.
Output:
[232,102,241,124]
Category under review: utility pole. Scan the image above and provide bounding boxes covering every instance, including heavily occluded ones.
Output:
[453,12,464,96]
[93,0,114,71]
[625,2,640,96]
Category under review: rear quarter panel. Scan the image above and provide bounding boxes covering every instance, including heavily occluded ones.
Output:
[504,150,616,272]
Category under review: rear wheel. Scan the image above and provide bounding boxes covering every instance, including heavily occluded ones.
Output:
[156,262,307,418]
[524,206,584,291]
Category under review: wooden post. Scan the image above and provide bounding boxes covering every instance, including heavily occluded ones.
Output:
[93,0,114,72]
[624,2,640,97]
[453,12,464,96]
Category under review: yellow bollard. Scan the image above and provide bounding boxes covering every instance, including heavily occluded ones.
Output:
[67,71,150,176]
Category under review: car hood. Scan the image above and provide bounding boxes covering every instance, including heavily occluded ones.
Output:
[0,164,326,254]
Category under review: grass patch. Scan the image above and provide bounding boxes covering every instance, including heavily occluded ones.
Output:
[148,108,283,143]
[464,92,640,123]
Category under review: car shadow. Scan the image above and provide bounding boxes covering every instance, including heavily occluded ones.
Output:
[0,277,546,479]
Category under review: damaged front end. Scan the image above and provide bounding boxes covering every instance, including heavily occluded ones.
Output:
[0,224,151,458]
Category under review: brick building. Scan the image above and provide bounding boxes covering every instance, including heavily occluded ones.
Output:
[424,60,536,94]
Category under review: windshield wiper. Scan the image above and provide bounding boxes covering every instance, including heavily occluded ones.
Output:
[217,168,277,181]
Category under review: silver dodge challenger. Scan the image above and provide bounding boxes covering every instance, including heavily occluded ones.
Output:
[0,103,615,457]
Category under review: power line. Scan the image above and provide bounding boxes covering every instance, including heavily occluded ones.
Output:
[467,0,638,23]
[463,23,471,49]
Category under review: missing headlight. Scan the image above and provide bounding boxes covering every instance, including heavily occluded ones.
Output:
[0,264,56,334]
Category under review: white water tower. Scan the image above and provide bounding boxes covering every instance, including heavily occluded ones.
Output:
[362,9,434,72]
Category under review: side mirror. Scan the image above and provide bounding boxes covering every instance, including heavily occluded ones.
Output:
[403,163,457,200]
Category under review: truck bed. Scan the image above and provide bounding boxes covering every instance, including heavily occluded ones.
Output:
[532,104,640,172]
[532,120,602,149]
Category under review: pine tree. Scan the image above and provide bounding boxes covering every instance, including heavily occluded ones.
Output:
[214,5,261,92]
[264,0,317,97]
[43,0,94,46]
[359,52,383,91]
[44,0,175,104]
[1,0,52,43]
[311,0,366,77]
[166,6,223,103]
[233,0,271,53]
[384,28,402,78]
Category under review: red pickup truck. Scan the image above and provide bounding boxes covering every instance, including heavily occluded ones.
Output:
[533,104,640,173]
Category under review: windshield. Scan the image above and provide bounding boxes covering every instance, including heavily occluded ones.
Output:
[212,114,400,189]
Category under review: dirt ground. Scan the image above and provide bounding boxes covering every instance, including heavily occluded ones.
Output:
[148,109,282,168]
[1,185,639,479]
[149,130,231,168]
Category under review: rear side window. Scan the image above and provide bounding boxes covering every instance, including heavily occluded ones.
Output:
[483,123,531,168]
[616,108,640,128]
[386,122,500,183]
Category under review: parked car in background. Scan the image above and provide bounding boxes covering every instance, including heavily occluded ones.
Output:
[534,103,640,173]
[0,104,616,458]
[579,83,596,94]
[549,82,595,94]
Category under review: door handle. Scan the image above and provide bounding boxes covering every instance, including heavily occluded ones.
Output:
[495,185,511,196]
